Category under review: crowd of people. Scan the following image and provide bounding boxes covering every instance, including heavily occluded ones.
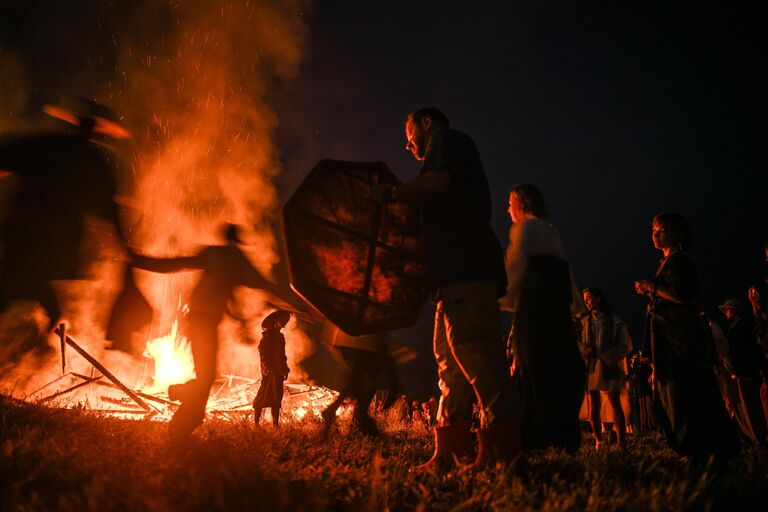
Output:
[2,101,767,473]
[378,106,768,472]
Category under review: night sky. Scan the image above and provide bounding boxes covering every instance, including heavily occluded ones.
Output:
[274,1,764,337]
[1,1,764,396]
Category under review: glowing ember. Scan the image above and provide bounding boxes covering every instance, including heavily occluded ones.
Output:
[142,320,195,393]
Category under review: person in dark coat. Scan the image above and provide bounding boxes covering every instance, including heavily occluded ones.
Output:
[0,98,131,359]
[131,224,301,439]
[719,297,768,447]
[747,244,768,431]
[253,310,291,428]
[634,213,738,464]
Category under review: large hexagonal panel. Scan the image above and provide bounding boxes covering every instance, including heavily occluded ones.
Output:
[283,160,431,335]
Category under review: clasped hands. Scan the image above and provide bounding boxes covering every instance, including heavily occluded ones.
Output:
[634,279,655,296]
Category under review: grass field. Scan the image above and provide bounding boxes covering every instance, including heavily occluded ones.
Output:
[1,394,767,511]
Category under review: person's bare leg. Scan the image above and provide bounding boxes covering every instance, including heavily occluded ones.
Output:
[272,407,280,428]
[254,407,262,427]
[606,392,626,447]
[588,390,603,447]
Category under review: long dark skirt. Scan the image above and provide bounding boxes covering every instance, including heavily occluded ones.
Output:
[732,378,768,447]
[253,372,285,409]
[654,365,739,462]
[511,254,584,452]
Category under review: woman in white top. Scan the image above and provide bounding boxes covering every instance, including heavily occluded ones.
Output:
[501,184,584,452]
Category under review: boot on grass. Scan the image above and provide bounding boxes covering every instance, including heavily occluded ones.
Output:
[411,420,475,473]
[464,421,522,474]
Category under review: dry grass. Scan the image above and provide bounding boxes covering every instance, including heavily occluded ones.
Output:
[1,394,766,511]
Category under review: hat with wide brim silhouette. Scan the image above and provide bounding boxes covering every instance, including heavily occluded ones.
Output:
[43,96,132,140]
[718,298,748,314]
[261,310,291,330]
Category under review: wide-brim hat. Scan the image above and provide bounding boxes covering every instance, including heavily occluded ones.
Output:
[261,309,291,330]
[718,298,748,314]
[43,96,132,140]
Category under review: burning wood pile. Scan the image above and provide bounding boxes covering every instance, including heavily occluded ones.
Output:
[26,323,339,423]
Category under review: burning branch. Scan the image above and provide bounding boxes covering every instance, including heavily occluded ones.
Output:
[53,325,152,412]
[39,375,103,403]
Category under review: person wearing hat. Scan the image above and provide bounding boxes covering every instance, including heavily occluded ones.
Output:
[720,297,768,447]
[252,310,291,428]
[0,96,131,369]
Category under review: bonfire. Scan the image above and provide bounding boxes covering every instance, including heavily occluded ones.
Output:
[28,320,339,424]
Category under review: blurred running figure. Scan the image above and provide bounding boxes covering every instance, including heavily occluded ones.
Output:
[0,97,132,366]
[131,224,299,439]
[320,329,400,437]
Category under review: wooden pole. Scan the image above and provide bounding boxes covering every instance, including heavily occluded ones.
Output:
[59,322,66,373]
[70,374,178,408]
[53,326,151,411]
[40,375,102,402]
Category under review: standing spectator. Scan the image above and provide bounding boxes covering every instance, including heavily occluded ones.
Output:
[628,353,656,432]
[253,310,291,428]
[411,400,424,427]
[423,396,439,428]
[634,213,738,464]
[705,311,738,419]
[747,242,768,350]
[719,298,768,446]
[380,107,515,471]
[501,184,585,452]
[579,288,633,449]
[747,243,768,430]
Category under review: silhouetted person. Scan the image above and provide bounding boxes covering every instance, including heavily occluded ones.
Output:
[0,97,131,364]
[131,223,286,439]
[253,310,291,428]
[747,243,768,431]
[579,288,633,449]
[628,353,656,432]
[719,298,768,447]
[378,107,514,472]
[321,329,400,437]
[502,184,585,453]
[634,213,738,464]
[747,242,768,352]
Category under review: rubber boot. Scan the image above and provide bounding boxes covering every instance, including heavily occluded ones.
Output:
[464,421,522,474]
[410,420,475,473]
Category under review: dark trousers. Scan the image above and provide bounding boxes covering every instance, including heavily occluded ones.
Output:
[169,313,219,437]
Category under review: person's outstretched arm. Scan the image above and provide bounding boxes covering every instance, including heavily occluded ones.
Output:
[130,252,203,274]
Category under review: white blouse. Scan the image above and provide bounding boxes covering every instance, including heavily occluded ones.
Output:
[499,217,583,314]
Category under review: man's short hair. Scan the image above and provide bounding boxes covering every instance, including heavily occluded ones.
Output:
[407,107,450,128]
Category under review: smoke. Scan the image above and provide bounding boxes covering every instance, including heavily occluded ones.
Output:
[1,1,315,396]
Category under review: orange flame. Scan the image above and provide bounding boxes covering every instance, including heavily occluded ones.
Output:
[142,319,195,394]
